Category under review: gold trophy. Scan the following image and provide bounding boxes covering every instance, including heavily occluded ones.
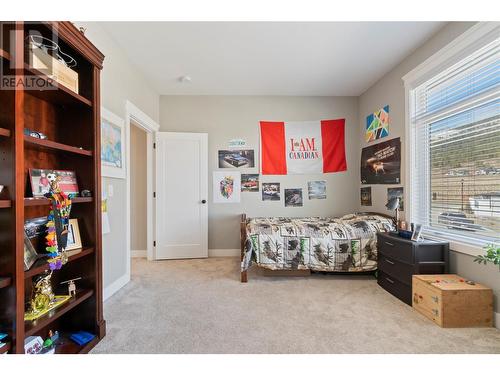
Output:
[30,271,55,314]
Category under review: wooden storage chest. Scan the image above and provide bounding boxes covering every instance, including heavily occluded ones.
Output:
[412,274,493,328]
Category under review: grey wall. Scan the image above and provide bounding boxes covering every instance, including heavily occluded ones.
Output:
[160,96,359,251]
[130,123,147,251]
[358,21,500,313]
[75,22,160,290]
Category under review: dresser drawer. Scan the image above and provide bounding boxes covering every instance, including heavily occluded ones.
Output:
[377,235,413,264]
[378,254,414,285]
[377,270,412,305]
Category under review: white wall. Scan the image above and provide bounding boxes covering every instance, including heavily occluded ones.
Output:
[160,95,359,251]
[75,22,160,292]
[357,21,500,315]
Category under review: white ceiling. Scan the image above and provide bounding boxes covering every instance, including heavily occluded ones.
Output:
[100,22,445,96]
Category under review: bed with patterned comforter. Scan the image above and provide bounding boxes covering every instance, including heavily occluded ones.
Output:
[241,213,395,274]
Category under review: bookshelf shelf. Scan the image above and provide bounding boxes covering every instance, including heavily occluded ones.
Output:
[23,64,93,107]
[24,135,93,156]
[24,247,95,279]
[0,277,12,289]
[0,200,12,208]
[0,341,11,354]
[0,127,11,137]
[24,289,94,337]
[24,197,93,206]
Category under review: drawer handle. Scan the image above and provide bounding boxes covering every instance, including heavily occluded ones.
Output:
[385,277,394,284]
[385,259,395,265]
[431,296,439,303]
[432,309,439,316]
[385,241,394,247]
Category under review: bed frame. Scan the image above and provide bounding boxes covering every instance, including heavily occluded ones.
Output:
[239,212,395,283]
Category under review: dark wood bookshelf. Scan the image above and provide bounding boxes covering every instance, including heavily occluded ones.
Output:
[0,21,105,354]
[0,127,11,137]
[0,341,11,354]
[24,247,95,279]
[24,196,93,206]
[24,289,94,337]
[0,200,12,208]
[0,277,12,289]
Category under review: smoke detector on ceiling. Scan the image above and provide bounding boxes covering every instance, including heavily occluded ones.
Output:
[178,75,192,83]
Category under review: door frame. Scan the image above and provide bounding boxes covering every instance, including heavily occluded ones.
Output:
[125,101,160,281]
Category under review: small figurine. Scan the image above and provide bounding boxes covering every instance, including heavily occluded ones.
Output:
[60,277,81,297]
[30,271,55,314]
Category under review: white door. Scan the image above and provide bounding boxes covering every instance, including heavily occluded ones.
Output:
[155,132,208,259]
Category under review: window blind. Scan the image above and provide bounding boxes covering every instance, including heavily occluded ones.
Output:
[410,38,500,244]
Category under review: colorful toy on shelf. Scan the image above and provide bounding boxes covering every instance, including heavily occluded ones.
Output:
[45,173,75,270]
[25,271,71,321]
[69,331,95,346]
[60,277,81,297]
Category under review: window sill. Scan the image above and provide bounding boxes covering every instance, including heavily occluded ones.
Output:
[423,233,487,258]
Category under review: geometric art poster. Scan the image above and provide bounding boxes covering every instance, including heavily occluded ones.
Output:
[365,105,389,142]
[213,171,241,203]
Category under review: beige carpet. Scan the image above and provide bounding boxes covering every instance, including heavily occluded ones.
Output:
[91,257,500,354]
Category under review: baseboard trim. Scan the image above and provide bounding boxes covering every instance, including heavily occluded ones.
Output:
[103,273,130,302]
[208,248,239,257]
[495,311,500,329]
[131,250,147,258]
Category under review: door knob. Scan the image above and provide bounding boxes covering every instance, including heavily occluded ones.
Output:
[201,199,207,204]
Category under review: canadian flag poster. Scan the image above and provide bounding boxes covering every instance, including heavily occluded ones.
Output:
[260,119,347,175]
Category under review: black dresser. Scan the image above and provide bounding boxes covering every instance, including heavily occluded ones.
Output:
[376,232,449,305]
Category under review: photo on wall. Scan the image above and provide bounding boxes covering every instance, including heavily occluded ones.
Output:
[285,188,303,207]
[218,149,255,168]
[213,171,241,203]
[262,183,280,201]
[360,187,372,206]
[366,105,389,142]
[360,137,401,184]
[241,174,259,192]
[308,181,326,199]
[387,187,404,211]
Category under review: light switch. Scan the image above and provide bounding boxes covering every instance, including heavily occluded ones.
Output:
[108,184,114,197]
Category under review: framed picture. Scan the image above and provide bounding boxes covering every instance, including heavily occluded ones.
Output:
[285,188,303,207]
[411,224,422,242]
[24,232,38,271]
[66,218,83,251]
[262,183,280,201]
[213,171,241,203]
[101,107,126,179]
[29,169,79,197]
[241,174,259,192]
[387,187,404,211]
[360,187,372,206]
[361,137,401,184]
[218,149,255,168]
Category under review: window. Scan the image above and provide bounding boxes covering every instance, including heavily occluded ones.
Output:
[407,29,500,245]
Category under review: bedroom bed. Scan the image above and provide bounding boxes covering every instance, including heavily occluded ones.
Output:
[240,213,395,282]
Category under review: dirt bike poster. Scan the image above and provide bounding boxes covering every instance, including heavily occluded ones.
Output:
[360,137,401,184]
